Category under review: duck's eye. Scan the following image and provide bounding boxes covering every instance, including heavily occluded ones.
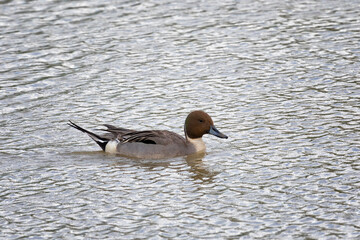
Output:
[199,119,204,123]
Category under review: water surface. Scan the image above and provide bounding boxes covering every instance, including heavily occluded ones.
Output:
[1,0,359,239]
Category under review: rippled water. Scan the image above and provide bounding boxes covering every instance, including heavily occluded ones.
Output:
[1,0,360,239]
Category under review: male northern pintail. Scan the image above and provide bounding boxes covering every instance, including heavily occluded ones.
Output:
[68,110,228,159]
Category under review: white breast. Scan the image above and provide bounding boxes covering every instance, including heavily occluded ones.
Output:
[187,138,206,153]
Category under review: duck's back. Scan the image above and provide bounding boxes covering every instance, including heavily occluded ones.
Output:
[115,130,190,159]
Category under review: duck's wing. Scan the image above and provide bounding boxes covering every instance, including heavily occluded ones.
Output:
[100,124,135,138]
[121,130,187,145]
[103,124,133,134]
[101,126,157,143]
[102,125,186,145]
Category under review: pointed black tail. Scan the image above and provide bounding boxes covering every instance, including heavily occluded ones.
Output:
[68,120,108,151]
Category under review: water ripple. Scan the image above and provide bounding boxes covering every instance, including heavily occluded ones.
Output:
[1,0,359,239]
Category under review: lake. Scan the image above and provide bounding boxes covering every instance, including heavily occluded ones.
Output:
[1,0,359,239]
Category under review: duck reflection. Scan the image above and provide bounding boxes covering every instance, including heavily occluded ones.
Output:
[105,151,218,182]
[185,152,218,182]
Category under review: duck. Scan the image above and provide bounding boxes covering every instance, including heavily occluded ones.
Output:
[68,110,228,159]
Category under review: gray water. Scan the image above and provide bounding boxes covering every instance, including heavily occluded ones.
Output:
[1,0,360,239]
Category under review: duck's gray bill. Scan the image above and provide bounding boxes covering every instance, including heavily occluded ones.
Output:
[209,125,228,139]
